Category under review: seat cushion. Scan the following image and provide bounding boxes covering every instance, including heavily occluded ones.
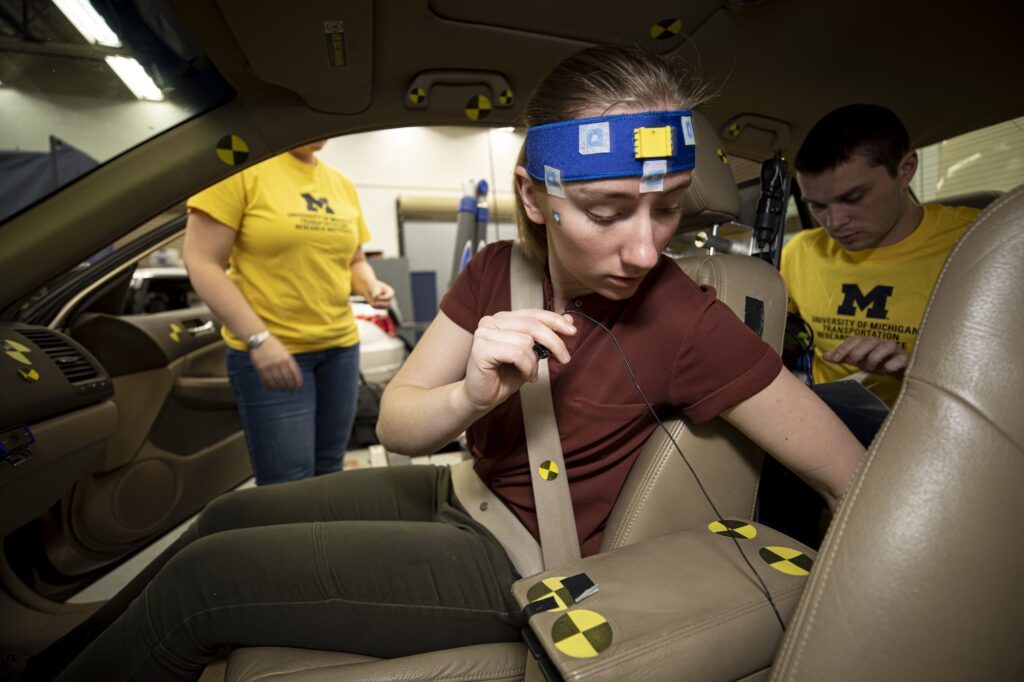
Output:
[225,642,526,681]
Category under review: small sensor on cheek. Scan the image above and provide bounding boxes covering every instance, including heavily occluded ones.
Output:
[552,210,562,225]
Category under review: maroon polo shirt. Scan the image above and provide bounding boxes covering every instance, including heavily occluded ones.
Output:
[441,241,782,556]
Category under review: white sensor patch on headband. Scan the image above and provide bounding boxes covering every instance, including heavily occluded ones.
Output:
[639,159,667,193]
[544,165,566,198]
[578,121,611,155]
[680,115,696,146]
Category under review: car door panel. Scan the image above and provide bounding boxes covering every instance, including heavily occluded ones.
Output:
[39,307,250,573]
[0,324,116,540]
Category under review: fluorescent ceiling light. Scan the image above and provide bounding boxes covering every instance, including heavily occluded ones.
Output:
[494,126,516,133]
[52,0,122,47]
[105,56,164,101]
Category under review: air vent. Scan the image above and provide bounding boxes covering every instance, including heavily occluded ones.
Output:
[18,329,99,384]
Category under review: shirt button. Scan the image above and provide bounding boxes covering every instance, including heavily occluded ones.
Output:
[573,299,583,308]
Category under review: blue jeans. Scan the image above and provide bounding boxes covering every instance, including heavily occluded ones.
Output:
[226,344,360,485]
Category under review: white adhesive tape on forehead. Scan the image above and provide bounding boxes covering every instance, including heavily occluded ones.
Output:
[544,165,566,198]
[639,159,667,193]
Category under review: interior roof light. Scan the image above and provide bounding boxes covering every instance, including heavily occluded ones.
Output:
[104,56,164,101]
[53,0,122,47]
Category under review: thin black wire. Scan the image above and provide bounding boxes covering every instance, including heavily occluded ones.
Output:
[564,309,786,631]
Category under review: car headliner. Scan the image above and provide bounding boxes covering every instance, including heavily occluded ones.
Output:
[1,0,1021,315]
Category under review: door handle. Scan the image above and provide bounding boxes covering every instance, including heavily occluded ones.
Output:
[405,70,513,110]
[182,319,215,336]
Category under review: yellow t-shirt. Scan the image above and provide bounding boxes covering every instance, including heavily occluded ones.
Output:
[187,152,371,353]
[781,204,980,405]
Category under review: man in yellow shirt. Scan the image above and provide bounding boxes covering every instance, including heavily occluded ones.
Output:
[781,105,980,406]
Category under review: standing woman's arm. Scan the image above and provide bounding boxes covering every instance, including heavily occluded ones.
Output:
[349,246,395,309]
[183,209,302,389]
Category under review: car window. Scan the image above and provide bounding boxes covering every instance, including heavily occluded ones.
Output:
[912,117,1024,201]
[0,0,233,224]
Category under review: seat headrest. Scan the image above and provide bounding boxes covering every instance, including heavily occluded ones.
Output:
[675,253,786,353]
[680,110,741,229]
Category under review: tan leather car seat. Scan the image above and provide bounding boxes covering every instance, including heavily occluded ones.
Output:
[222,113,788,681]
[770,184,1024,681]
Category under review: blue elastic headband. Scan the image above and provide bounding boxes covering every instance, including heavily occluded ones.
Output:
[525,110,696,186]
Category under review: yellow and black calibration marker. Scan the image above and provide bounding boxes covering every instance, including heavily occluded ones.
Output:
[551,610,613,659]
[216,135,249,167]
[3,339,32,365]
[538,459,559,481]
[4,339,39,383]
[758,546,814,576]
[169,323,182,343]
[650,18,683,40]
[408,87,427,105]
[497,89,514,106]
[465,95,492,121]
[708,519,758,540]
[717,148,729,165]
[527,576,575,612]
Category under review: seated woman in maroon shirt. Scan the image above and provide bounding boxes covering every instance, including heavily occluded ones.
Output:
[378,46,864,552]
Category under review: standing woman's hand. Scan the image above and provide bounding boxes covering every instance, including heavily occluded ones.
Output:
[250,335,303,389]
[365,281,395,309]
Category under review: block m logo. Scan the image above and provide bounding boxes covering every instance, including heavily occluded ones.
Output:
[836,284,893,320]
[301,193,335,214]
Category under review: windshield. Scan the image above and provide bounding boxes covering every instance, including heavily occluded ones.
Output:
[0,0,233,223]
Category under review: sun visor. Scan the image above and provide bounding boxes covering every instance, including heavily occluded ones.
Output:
[216,0,372,114]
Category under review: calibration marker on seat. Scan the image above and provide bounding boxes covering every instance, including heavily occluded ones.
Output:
[552,610,613,658]
[708,519,758,540]
[759,546,814,576]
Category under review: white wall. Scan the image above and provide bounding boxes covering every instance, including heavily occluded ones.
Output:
[319,126,525,257]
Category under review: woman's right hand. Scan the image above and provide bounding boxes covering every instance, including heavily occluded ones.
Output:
[460,309,576,411]
[250,335,303,390]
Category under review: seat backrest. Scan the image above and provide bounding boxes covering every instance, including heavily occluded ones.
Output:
[770,184,1024,681]
[602,253,786,550]
[602,112,787,551]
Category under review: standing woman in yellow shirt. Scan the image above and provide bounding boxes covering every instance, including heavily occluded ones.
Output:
[184,140,394,484]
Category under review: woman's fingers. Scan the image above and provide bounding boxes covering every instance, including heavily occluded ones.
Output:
[252,339,303,390]
[479,309,576,363]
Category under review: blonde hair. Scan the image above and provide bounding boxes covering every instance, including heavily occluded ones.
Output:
[514,45,710,263]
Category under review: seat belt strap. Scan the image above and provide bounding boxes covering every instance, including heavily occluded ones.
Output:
[510,244,582,569]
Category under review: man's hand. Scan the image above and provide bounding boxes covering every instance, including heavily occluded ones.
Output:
[365,281,395,309]
[250,335,303,389]
[823,335,909,377]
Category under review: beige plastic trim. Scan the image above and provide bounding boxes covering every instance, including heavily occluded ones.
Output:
[397,193,516,223]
